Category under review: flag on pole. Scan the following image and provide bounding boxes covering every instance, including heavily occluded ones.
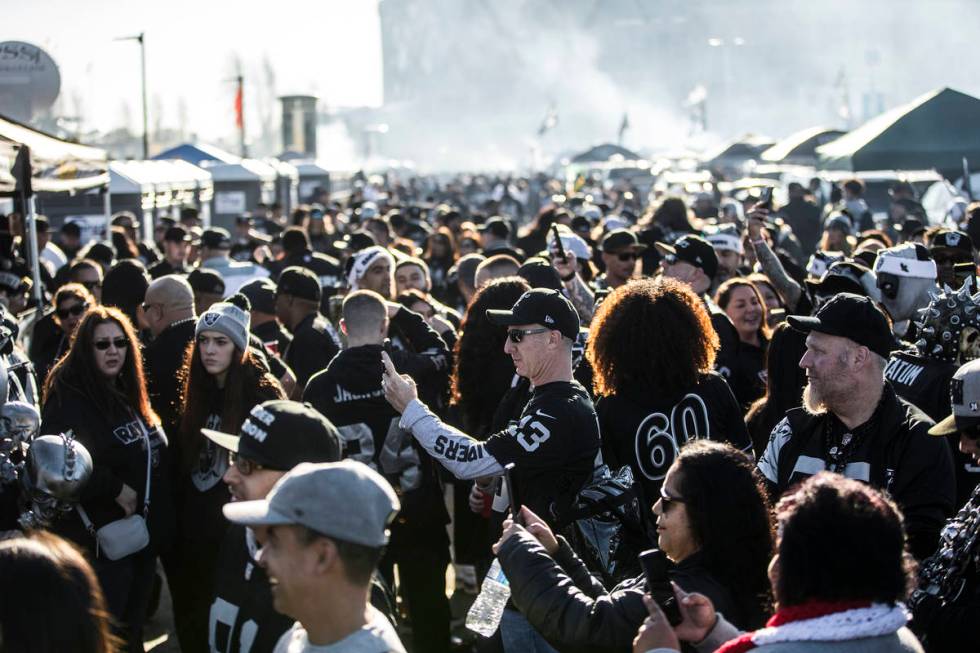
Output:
[618,112,630,144]
[537,104,558,136]
[234,79,244,130]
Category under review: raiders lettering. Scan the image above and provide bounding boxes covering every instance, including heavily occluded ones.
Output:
[433,435,485,462]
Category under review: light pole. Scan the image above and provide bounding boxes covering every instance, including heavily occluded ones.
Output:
[115,32,149,159]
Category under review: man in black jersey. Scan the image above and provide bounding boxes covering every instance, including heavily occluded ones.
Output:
[382,288,600,653]
[758,293,954,559]
[204,400,341,653]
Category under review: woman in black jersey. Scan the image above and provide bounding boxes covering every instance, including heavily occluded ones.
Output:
[168,300,284,653]
[586,277,753,536]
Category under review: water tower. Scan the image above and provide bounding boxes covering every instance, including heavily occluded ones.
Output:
[280,95,318,158]
[0,42,60,122]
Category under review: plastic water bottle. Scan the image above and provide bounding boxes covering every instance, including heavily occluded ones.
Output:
[465,558,510,636]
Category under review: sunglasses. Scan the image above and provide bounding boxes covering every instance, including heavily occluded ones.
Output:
[93,337,128,351]
[507,327,550,344]
[616,252,638,262]
[659,485,686,510]
[56,303,88,320]
[228,451,265,476]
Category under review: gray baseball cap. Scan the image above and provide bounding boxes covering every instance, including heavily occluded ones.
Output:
[929,359,980,436]
[222,460,400,547]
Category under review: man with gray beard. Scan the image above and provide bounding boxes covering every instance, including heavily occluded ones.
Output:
[757,293,955,559]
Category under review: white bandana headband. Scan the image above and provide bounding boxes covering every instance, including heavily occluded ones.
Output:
[348,246,394,289]
[874,254,937,279]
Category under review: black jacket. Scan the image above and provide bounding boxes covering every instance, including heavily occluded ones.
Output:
[143,318,196,435]
[42,386,175,555]
[497,530,744,653]
[758,383,954,559]
[286,312,341,390]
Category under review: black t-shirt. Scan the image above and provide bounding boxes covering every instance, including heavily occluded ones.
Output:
[209,525,293,653]
[596,372,753,524]
[483,380,600,530]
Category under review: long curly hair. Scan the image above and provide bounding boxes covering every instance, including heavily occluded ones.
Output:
[176,338,284,473]
[43,305,158,426]
[450,276,530,436]
[674,440,774,629]
[587,277,718,402]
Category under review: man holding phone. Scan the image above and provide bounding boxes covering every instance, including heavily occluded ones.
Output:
[381,288,601,652]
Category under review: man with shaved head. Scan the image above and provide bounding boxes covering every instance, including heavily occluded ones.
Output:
[141,274,198,432]
[474,253,521,290]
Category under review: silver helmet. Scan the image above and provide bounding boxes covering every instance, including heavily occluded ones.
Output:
[0,401,40,453]
[18,432,93,530]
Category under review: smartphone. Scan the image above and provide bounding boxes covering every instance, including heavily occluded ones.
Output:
[639,548,683,626]
[550,224,568,263]
[503,463,523,524]
[757,186,774,211]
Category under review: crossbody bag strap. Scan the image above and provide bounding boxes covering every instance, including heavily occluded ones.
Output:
[132,410,153,519]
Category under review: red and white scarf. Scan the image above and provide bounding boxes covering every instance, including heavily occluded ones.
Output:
[717,600,908,653]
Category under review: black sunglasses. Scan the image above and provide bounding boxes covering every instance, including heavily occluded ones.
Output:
[659,485,686,510]
[93,337,128,351]
[228,451,266,476]
[507,327,550,344]
[56,303,88,320]
[616,252,638,262]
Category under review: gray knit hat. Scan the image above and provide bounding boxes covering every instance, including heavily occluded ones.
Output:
[196,302,250,352]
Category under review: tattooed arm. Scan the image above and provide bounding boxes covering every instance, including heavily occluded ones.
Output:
[748,213,802,311]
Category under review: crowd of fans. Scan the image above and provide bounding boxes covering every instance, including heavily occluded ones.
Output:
[0,170,978,653]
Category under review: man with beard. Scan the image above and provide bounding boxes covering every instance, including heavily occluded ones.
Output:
[758,293,955,559]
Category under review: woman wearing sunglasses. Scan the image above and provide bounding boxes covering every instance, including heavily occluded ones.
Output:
[169,298,284,653]
[41,305,173,653]
[32,282,94,385]
[492,441,773,653]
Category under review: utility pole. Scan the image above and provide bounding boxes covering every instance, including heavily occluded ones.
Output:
[115,32,149,158]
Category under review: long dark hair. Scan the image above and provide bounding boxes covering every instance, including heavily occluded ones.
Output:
[587,277,718,403]
[450,276,530,436]
[745,323,808,456]
[423,227,458,265]
[176,338,283,473]
[44,305,157,425]
[715,277,772,342]
[0,532,119,652]
[674,441,774,629]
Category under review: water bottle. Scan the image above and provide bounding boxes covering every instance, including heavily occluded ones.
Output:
[465,558,510,636]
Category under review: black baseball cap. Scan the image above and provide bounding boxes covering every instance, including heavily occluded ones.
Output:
[930,230,974,256]
[479,217,511,239]
[517,259,563,291]
[805,260,871,299]
[201,227,232,250]
[277,266,321,303]
[202,400,341,470]
[187,268,226,296]
[486,288,579,339]
[239,278,277,314]
[600,229,647,254]
[788,293,897,359]
[655,235,719,280]
[333,231,376,252]
[164,226,191,243]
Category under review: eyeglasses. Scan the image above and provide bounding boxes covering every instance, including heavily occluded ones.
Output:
[616,252,638,262]
[228,451,265,476]
[507,327,550,344]
[93,337,128,351]
[56,303,88,320]
[659,485,686,510]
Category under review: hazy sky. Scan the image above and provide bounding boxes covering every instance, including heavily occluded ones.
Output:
[8,0,383,141]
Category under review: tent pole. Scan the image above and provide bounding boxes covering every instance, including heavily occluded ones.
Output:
[25,195,43,308]
[103,185,112,238]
